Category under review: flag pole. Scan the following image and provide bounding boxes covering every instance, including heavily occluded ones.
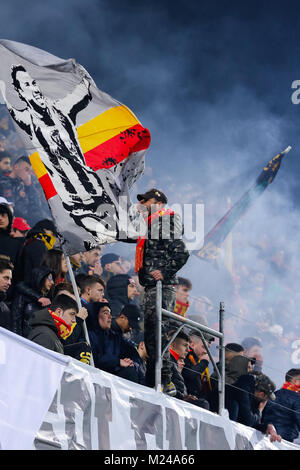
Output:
[64,253,95,367]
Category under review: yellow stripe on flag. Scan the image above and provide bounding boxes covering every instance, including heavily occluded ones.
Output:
[29,151,47,178]
[77,105,140,154]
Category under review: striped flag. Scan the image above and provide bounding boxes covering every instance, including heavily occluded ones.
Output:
[0,40,150,254]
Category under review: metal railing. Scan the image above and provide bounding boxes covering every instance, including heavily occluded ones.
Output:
[155,280,225,415]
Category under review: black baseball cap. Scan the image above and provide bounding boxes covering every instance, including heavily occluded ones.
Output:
[120,304,141,331]
[137,188,168,204]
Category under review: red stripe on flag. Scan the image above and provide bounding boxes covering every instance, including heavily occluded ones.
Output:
[83,124,151,171]
[39,173,57,200]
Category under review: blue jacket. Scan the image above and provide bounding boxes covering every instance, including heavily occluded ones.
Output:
[263,388,300,442]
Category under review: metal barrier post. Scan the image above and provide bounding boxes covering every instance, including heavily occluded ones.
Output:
[155,280,163,392]
[218,301,225,415]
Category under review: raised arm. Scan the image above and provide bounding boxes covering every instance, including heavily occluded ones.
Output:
[57,76,92,124]
[0,80,32,136]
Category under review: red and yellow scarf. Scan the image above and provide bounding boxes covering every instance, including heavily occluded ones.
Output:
[174,300,190,318]
[135,207,175,273]
[282,381,300,394]
[188,351,212,391]
[49,309,74,340]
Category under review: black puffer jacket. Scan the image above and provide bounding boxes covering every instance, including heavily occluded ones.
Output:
[27,307,64,354]
[11,266,54,337]
[0,291,11,331]
[138,212,190,287]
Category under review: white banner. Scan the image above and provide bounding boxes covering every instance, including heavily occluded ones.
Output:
[0,328,69,450]
[35,358,300,451]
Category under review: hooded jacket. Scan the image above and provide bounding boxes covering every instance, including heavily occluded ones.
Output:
[86,302,122,373]
[11,266,54,336]
[15,220,56,283]
[27,307,64,354]
[105,274,133,318]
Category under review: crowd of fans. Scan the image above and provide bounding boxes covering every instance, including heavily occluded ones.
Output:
[0,104,299,446]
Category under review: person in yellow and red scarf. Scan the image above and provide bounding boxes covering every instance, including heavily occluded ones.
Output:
[26,294,78,354]
[174,277,192,318]
[134,189,190,396]
[262,368,300,442]
[15,218,57,283]
[182,330,214,407]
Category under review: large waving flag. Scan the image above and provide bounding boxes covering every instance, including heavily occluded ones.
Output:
[0,40,150,254]
[195,146,291,264]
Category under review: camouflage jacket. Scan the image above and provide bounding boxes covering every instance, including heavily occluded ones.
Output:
[138,211,190,287]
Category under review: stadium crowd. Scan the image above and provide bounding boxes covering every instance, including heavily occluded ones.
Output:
[0,104,299,445]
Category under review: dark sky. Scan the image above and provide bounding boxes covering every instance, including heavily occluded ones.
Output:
[1,0,300,384]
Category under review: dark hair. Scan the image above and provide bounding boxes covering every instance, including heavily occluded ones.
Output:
[225,343,244,353]
[285,368,300,382]
[241,337,262,350]
[51,294,78,313]
[76,274,105,293]
[0,256,14,273]
[11,64,26,94]
[171,330,189,342]
[42,249,65,280]
[177,277,192,290]
[14,155,30,166]
[0,151,11,162]
[52,281,74,298]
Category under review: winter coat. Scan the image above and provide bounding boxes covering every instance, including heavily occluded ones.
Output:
[0,291,11,330]
[138,212,190,287]
[225,373,268,433]
[170,353,186,400]
[111,319,145,384]
[15,232,48,283]
[27,307,64,354]
[106,274,133,318]
[263,388,300,442]
[11,266,54,337]
[182,349,209,399]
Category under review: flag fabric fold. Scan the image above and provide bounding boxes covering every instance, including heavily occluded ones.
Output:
[195,147,291,264]
[0,40,151,254]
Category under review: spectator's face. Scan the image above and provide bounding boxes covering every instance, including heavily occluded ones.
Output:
[70,253,83,265]
[121,260,132,273]
[106,258,124,275]
[89,282,104,302]
[0,212,9,230]
[43,273,55,292]
[244,345,263,365]
[176,285,191,304]
[0,269,12,292]
[172,338,190,359]
[137,197,161,215]
[59,308,77,327]
[11,228,27,238]
[190,338,208,359]
[127,281,138,300]
[60,254,68,275]
[0,157,11,172]
[85,249,101,267]
[291,374,300,386]
[98,306,112,330]
[14,161,31,183]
